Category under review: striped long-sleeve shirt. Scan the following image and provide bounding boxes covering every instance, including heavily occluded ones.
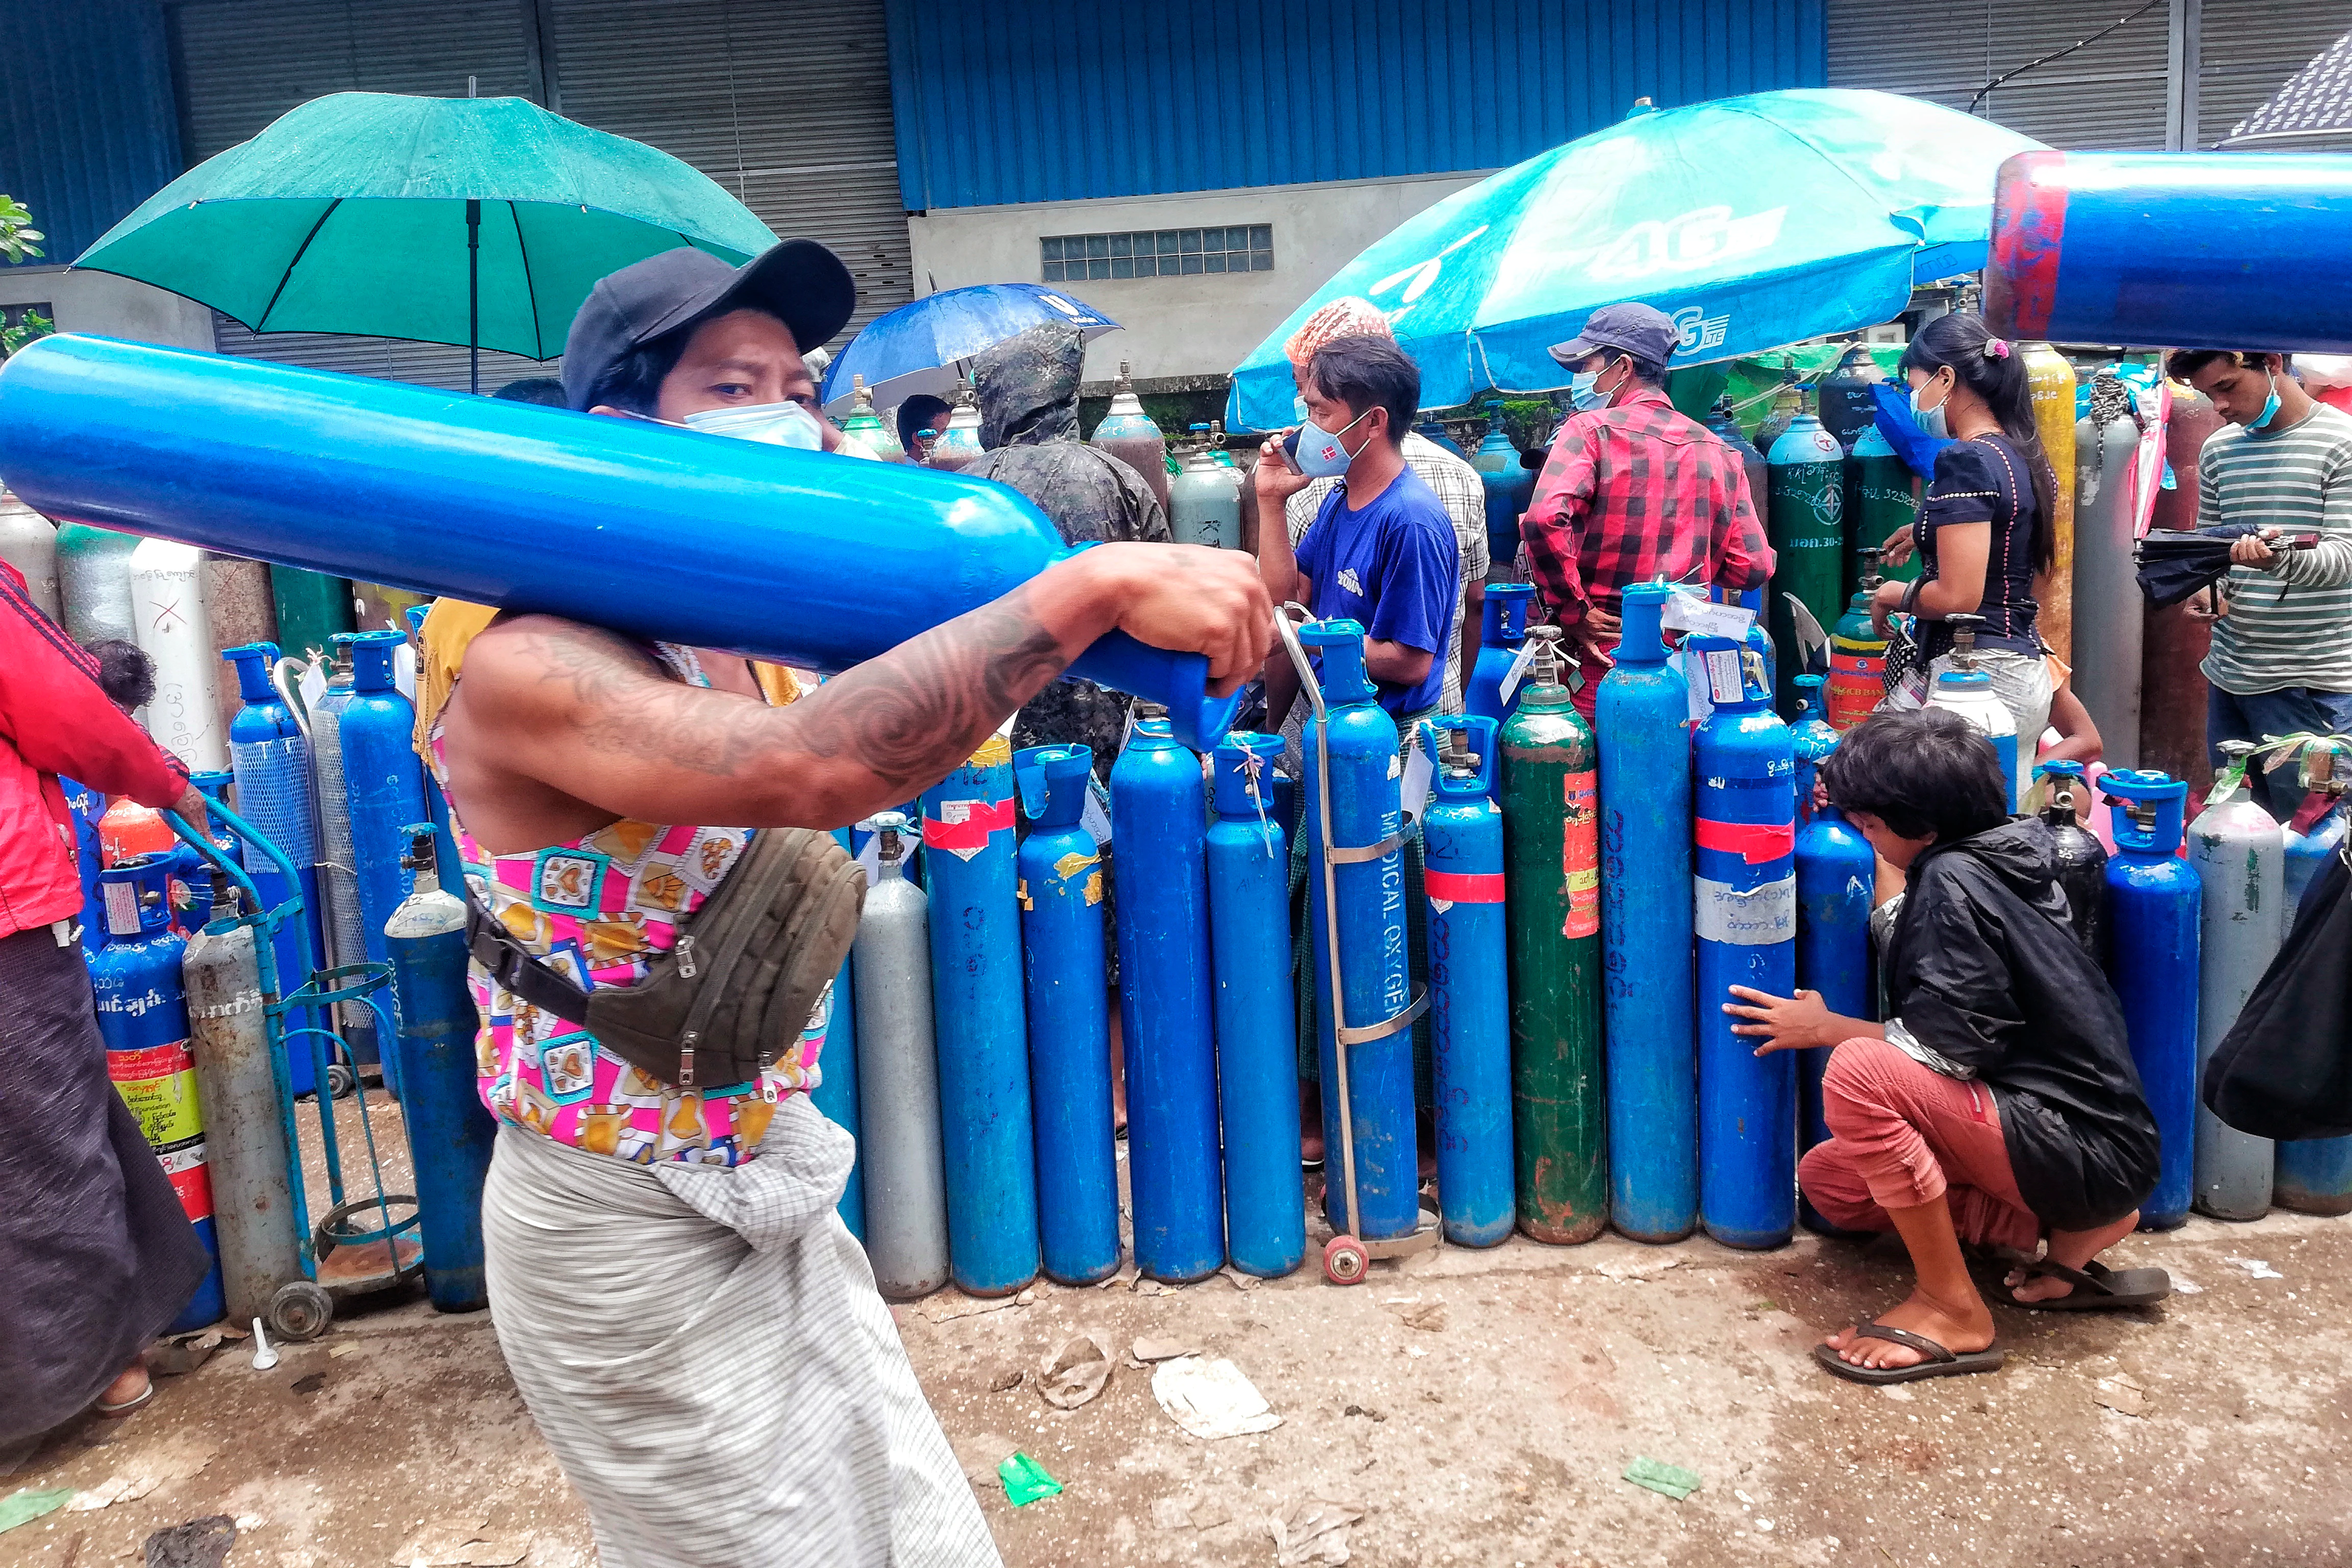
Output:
[2198,401,2352,696]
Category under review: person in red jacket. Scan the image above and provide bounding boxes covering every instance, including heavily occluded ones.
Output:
[0,558,213,1447]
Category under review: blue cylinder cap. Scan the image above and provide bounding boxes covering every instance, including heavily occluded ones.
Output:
[1614,582,1672,666]
[1298,619,1375,705]
[1485,582,1536,647]
[188,769,234,803]
[1013,745,1092,827]
[2098,769,2188,855]
[347,628,406,693]
[221,640,283,702]
[1212,732,1285,819]
[1424,714,1498,798]
[98,853,176,937]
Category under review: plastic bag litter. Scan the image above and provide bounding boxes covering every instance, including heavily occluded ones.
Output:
[1151,1356,1281,1439]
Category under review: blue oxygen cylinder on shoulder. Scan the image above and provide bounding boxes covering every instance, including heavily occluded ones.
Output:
[1691,635,1798,1250]
[1464,583,1537,732]
[1420,715,1514,1247]
[1113,711,1225,1281]
[91,854,227,1332]
[1299,621,1420,1243]
[920,737,1041,1295]
[1792,710,1874,1163]
[219,640,320,1096]
[381,825,495,1312]
[808,826,865,1241]
[340,630,426,1096]
[2099,770,2200,1230]
[1014,745,1120,1285]
[1596,582,1697,1242]
[1206,731,1304,1278]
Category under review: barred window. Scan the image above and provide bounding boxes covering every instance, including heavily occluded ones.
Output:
[1041,225,1272,282]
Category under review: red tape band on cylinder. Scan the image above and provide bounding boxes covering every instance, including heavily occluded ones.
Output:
[1695,818,1794,864]
[1425,869,1505,904]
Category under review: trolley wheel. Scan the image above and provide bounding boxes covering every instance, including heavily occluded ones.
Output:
[1322,1235,1370,1286]
[325,1063,358,1100]
[268,1280,334,1342]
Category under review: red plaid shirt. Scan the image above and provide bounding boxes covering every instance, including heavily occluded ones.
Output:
[1521,386,1774,699]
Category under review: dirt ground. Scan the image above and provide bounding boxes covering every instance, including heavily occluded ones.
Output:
[8,1139,2351,1568]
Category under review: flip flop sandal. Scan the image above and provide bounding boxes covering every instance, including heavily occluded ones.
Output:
[2000,1256,2171,1311]
[1813,1321,2005,1385]
[94,1380,156,1419]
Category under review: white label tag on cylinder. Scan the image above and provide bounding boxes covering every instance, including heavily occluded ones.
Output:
[1705,648,1746,704]
[393,642,418,703]
[1662,591,1754,639]
[103,877,140,937]
[299,658,328,714]
[1498,638,1542,704]
[1400,728,1435,821]
[1082,782,1113,847]
[1694,873,1796,945]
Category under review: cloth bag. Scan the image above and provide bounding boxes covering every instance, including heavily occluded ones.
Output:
[2201,845,2352,1140]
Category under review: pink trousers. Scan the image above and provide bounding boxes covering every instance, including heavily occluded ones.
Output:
[1798,1037,2042,1253]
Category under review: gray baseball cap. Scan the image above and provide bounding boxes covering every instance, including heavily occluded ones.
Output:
[1548,302,1678,369]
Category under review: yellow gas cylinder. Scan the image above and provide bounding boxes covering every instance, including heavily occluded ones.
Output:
[2022,343,2077,665]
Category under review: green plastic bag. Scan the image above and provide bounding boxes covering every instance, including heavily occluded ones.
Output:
[998,1452,1064,1507]
[0,1487,75,1534]
[1621,1456,1703,1501]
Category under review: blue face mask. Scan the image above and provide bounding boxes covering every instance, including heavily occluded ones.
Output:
[1569,357,1624,413]
[1290,405,1373,479]
[2248,371,2283,432]
[682,399,826,450]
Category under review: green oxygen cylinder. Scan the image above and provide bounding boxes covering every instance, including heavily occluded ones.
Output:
[1499,625,1605,1243]
[1766,409,1845,714]
[1850,421,1921,590]
[271,566,354,659]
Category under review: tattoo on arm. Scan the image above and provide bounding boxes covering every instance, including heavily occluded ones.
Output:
[516,585,1072,798]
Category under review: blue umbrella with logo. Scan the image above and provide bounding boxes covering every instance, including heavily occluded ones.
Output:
[1227,89,2044,432]
[819,282,1119,413]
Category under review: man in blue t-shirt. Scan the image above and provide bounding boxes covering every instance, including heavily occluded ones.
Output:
[1255,334,1461,726]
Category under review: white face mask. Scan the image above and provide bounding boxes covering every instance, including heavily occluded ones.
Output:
[682,399,826,450]
[1909,372,1953,440]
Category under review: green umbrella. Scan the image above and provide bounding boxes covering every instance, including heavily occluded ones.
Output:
[75,91,778,391]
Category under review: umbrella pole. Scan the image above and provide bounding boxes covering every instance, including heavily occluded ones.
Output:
[467,198,481,396]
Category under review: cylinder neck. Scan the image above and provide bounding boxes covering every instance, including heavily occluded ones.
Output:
[1482,583,1534,648]
[347,628,404,693]
[1298,623,1376,706]
[99,855,175,940]
[1014,745,1092,828]
[224,640,283,702]
[1213,732,1285,819]
[1613,582,1670,667]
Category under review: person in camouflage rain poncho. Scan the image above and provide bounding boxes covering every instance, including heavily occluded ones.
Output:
[966,323,1172,776]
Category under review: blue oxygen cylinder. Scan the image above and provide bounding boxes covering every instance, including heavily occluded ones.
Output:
[340,630,426,1097]
[2099,771,2200,1230]
[91,854,226,1332]
[219,641,321,1096]
[2275,799,2351,1214]
[381,825,495,1312]
[1113,713,1225,1281]
[1691,635,1798,1250]
[1420,715,1513,1247]
[1788,674,1839,825]
[0,334,1238,751]
[1794,783,1875,1159]
[2188,753,2283,1221]
[1299,622,1419,1242]
[1013,745,1120,1285]
[61,775,107,953]
[1206,731,1304,1278]
[809,828,865,1241]
[920,737,1041,1295]
[1472,424,1536,573]
[1463,582,1537,733]
[1597,582,1697,1242]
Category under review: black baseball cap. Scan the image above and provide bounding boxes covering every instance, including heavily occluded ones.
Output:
[560,239,856,410]
[1548,302,1678,370]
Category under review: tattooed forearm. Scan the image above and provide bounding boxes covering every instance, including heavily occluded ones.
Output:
[525,583,1075,799]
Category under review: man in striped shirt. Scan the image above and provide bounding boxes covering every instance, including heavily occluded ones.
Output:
[2171,349,2352,820]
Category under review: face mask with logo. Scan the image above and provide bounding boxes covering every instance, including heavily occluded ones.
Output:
[682,399,826,450]
[1289,405,1373,479]
[2247,370,2283,432]
[1909,372,1953,440]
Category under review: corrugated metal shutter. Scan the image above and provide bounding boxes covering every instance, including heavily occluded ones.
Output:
[2200,0,2352,153]
[170,0,547,384]
[547,0,911,339]
[1827,0,2171,151]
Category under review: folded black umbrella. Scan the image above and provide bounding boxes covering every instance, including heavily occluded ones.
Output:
[2137,525,2318,609]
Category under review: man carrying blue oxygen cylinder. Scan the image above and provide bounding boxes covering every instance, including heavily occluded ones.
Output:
[409,244,1273,1565]
[1727,709,2167,1385]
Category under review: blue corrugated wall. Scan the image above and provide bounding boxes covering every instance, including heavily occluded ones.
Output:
[886,0,1827,211]
[0,0,180,265]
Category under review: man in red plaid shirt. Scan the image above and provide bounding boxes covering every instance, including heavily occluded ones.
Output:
[1521,303,1774,716]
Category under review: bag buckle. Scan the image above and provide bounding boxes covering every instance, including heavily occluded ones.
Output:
[678,1030,697,1087]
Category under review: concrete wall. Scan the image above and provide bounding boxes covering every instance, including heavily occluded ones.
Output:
[906,170,1486,391]
[0,265,214,349]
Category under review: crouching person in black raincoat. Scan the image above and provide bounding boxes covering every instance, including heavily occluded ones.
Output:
[1724,709,2165,1386]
